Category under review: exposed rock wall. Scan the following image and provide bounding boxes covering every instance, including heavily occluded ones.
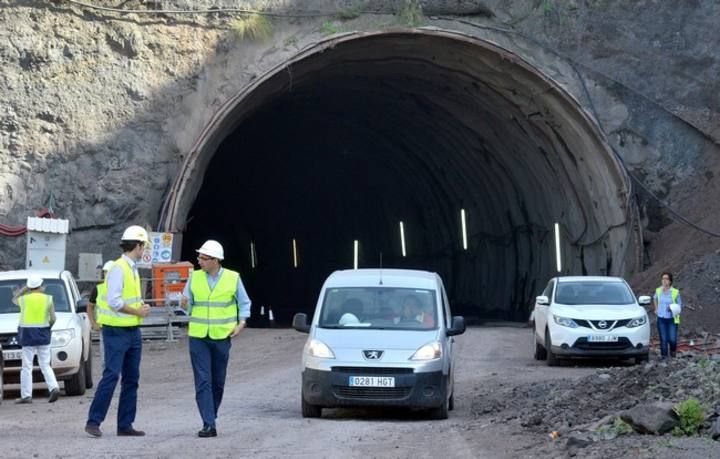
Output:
[1,0,719,293]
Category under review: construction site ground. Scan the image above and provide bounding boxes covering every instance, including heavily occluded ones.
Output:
[1,326,718,459]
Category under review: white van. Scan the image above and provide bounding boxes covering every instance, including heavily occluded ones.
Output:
[0,269,93,395]
[293,269,465,419]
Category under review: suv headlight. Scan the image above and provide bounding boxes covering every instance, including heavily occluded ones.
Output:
[626,315,648,328]
[553,315,578,328]
[51,329,75,348]
[410,341,442,361]
[307,339,335,359]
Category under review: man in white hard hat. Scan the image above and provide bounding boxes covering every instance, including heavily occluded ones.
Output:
[181,239,251,438]
[86,260,115,368]
[13,274,60,404]
[85,225,152,438]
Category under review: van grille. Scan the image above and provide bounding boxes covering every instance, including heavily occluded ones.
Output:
[333,386,411,400]
[331,367,413,375]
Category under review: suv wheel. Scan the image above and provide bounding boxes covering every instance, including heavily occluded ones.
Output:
[84,349,93,389]
[534,338,547,361]
[545,329,559,367]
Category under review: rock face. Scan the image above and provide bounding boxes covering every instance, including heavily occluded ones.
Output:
[1,1,719,321]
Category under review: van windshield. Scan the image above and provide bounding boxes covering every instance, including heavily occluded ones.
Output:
[0,279,71,313]
[319,287,438,330]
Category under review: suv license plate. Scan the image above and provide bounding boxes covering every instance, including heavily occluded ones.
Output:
[588,335,618,342]
[349,376,395,387]
[3,350,23,361]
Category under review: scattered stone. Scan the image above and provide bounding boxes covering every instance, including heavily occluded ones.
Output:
[620,402,678,435]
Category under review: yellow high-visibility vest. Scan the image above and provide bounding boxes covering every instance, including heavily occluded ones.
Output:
[97,257,143,327]
[188,269,239,339]
[656,287,680,324]
[18,292,52,327]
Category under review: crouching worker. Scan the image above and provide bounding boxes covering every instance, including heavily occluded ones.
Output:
[14,274,60,404]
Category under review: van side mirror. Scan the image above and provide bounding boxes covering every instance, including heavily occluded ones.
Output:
[447,316,465,336]
[292,313,310,333]
[536,295,549,305]
[638,295,652,306]
[76,298,88,314]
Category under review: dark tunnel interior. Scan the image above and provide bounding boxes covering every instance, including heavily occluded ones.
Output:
[178,32,637,325]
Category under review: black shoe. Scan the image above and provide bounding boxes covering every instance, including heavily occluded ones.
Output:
[85,424,102,438]
[117,427,146,437]
[198,425,217,438]
[48,388,60,403]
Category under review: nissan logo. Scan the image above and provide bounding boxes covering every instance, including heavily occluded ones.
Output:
[363,350,384,360]
[598,320,607,329]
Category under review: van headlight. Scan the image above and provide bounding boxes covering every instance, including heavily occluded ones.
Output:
[553,315,578,328]
[51,329,75,348]
[307,339,335,359]
[626,315,648,328]
[410,341,442,361]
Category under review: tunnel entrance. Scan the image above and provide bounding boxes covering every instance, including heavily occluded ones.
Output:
[161,30,640,324]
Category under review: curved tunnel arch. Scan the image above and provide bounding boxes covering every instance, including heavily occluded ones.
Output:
[160,29,640,322]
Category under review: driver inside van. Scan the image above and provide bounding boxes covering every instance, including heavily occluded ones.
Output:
[395,295,435,326]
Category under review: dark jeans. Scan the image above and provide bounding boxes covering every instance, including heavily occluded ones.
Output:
[657,317,678,358]
[189,337,231,428]
[87,326,142,429]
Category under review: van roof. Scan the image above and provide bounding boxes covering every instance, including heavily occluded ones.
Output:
[324,269,439,289]
[0,269,65,281]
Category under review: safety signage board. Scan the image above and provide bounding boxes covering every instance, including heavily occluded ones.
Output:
[137,232,174,268]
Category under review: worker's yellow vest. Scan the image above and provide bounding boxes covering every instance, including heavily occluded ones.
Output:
[18,292,52,327]
[95,281,109,325]
[656,287,680,324]
[188,269,239,339]
[97,257,143,327]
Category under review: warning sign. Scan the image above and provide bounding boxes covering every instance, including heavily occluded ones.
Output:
[137,232,174,268]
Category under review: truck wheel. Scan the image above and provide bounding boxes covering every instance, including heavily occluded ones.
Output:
[64,359,87,396]
[84,350,93,389]
[545,329,559,367]
[301,396,321,418]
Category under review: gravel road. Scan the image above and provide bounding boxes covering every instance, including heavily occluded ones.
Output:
[0,326,608,458]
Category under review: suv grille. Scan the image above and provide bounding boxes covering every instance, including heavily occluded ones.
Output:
[574,319,632,330]
[0,332,21,350]
[573,337,633,351]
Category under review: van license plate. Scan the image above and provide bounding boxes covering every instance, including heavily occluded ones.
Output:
[588,335,618,342]
[2,350,23,361]
[349,376,395,387]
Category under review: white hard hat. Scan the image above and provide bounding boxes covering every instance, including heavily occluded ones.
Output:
[339,313,359,325]
[669,303,681,317]
[27,275,43,289]
[102,261,115,272]
[196,240,224,260]
[121,225,150,244]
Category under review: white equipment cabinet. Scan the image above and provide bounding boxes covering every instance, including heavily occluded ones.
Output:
[25,217,70,271]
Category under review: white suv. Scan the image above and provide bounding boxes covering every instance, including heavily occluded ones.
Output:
[532,276,651,365]
[0,269,93,395]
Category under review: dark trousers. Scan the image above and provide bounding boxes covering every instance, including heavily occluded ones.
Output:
[657,317,678,358]
[87,326,142,429]
[189,336,231,428]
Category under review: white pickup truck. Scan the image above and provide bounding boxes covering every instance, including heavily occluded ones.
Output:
[0,269,93,396]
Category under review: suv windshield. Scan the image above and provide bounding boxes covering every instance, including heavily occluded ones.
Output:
[555,281,635,305]
[0,279,71,313]
[319,287,438,330]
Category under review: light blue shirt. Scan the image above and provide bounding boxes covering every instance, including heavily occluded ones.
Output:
[655,288,682,319]
[106,254,139,312]
[182,267,251,320]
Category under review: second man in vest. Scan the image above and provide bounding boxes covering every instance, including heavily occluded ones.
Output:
[85,225,152,438]
[181,239,251,438]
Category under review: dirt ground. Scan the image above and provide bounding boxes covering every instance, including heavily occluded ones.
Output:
[1,327,718,458]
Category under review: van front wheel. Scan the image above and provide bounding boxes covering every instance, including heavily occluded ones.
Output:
[301,396,321,418]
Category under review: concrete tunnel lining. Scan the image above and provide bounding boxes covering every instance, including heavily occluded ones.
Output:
[160,29,639,322]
